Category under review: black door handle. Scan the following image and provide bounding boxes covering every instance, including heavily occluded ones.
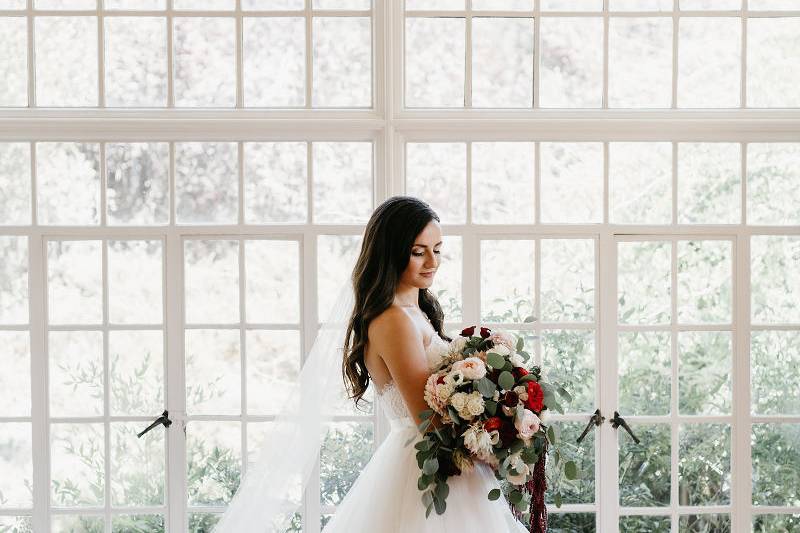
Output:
[610,411,640,444]
[576,408,605,444]
[137,410,172,438]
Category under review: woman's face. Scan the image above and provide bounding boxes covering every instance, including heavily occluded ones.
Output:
[401,220,442,288]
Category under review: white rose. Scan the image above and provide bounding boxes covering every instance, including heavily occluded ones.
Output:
[449,336,468,353]
[450,392,468,412]
[466,392,485,417]
[452,357,487,381]
[515,408,541,440]
[491,344,511,356]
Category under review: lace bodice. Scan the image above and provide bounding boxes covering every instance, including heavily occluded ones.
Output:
[375,334,449,423]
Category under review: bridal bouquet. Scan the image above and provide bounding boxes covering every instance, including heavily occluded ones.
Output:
[408,324,577,531]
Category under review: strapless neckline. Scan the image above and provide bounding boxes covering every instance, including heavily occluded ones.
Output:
[375,334,448,399]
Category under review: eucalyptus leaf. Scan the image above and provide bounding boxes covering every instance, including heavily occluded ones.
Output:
[487,352,506,369]
[498,370,515,391]
[488,488,501,501]
[422,457,439,476]
[554,491,562,508]
[565,460,578,480]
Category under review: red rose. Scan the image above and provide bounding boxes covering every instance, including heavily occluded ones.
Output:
[483,416,502,432]
[501,390,519,408]
[512,367,529,380]
[479,327,491,338]
[461,325,476,337]
[525,381,544,413]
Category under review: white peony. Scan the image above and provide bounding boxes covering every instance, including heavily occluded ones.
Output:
[450,391,468,413]
[515,408,541,441]
[452,357,487,380]
[444,369,465,387]
[465,391,485,417]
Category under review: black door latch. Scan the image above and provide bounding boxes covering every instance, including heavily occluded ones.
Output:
[610,411,640,444]
[577,408,605,444]
[137,410,172,438]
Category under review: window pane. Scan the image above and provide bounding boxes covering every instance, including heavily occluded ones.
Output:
[540,238,595,322]
[539,17,603,108]
[317,234,361,318]
[0,236,28,324]
[542,329,596,413]
[173,17,236,107]
[471,141,535,224]
[186,421,241,506]
[540,142,603,223]
[545,422,595,504]
[245,330,301,415]
[619,331,671,415]
[106,0,165,8]
[35,17,98,106]
[405,17,465,107]
[243,17,305,107]
[751,330,800,415]
[678,331,731,415]
[619,423,671,506]
[110,422,165,506]
[0,17,27,106]
[611,0,672,9]
[106,142,170,226]
[472,0,531,8]
[244,142,308,223]
[174,0,234,8]
[751,235,800,324]
[312,142,373,223]
[35,0,95,7]
[47,240,102,325]
[609,142,672,225]
[542,0,602,9]
[677,142,741,224]
[104,17,168,107]
[680,0,739,8]
[184,239,239,324]
[406,142,466,224]
[0,423,32,508]
[244,239,300,324]
[752,423,800,506]
[185,329,241,415]
[0,143,31,225]
[109,330,164,416]
[313,0,370,8]
[434,235,462,322]
[747,143,800,225]
[0,332,30,417]
[471,17,533,108]
[37,142,101,226]
[243,0,304,7]
[49,331,104,417]
[676,239,732,324]
[108,240,163,324]
[50,423,105,507]
[678,17,740,108]
[480,239,534,323]
[609,18,672,108]
[747,18,800,108]
[405,0,464,9]
[618,241,671,325]
[175,142,238,224]
[312,17,371,107]
[679,423,731,506]
[320,422,374,506]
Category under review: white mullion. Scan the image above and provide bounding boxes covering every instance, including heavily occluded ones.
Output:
[672,2,678,109]
[670,237,679,530]
[167,0,174,108]
[741,0,747,109]
[26,0,34,108]
[97,0,105,108]
[102,237,111,533]
[465,0,472,108]
[30,232,50,532]
[305,0,312,109]
[598,229,617,533]
[602,0,608,109]
[533,0,540,108]
[465,141,472,225]
[238,237,248,485]
[732,232,751,532]
[235,0,243,109]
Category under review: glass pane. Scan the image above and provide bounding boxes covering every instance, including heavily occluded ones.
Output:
[747,18,800,108]
[751,330,800,415]
[619,423,671,506]
[471,17,533,108]
[320,422,374,505]
[611,0,672,9]
[545,421,595,504]
[747,143,800,225]
[0,423,32,507]
[52,515,103,532]
[0,0,25,8]
[677,141,741,224]
[620,516,671,532]
[542,0,602,8]
[540,142,603,223]
[243,0,304,7]
[37,142,101,226]
[112,515,165,532]
[0,236,28,324]
[405,17,465,107]
[0,332,30,416]
[405,142,467,224]
[50,423,105,507]
[244,142,307,223]
[49,331,104,417]
[676,240,732,324]
[47,240,102,325]
[751,235,800,324]
[480,239,534,323]
[678,17,740,108]
[540,238,594,322]
[678,331,731,415]
[0,18,27,106]
[547,513,596,531]
[679,423,731,506]
[109,330,164,416]
[618,241,671,324]
[108,240,163,324]
[0,143,31,224]
[35,17,98,106]
[312,17,371,107]
[753,514,800,532]
[751,423,800,506]
[106,0,165,8]
[104,17,168,107]
[174,0,234,8]
[471,142,535,224]
[186,421,241,506]
[185,329,241,415]
[244,240,300,324]
[110,422,165,506]
[106,142,170,226]
[619,331,671,415]
[312,142,373,223]
[243,17,305,107]
[680,0,739,8]
[184,239,239,324]
[542,329,595,413]
[679,515,731,532]
[433,235,462,321]
[245,330,301,415]
[173,17,236,107]
[36,0,95,7]
[405,0,463,8]
[175,142,238,224]
[0,517,33,531]
[188,514,222,532]
[609,18,672,108]
[539,17,603,108]
[313,0,370,8]
[609,142,672,225]
[473,0,531,8]
[317,234,361,319]
[749,0,797,8]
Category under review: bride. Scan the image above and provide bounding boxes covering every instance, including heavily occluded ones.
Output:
[213,196,530,533]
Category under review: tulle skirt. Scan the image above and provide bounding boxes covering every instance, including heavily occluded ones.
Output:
[321,417,530,533]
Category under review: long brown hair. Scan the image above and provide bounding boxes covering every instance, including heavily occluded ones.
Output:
[342,196,452,412]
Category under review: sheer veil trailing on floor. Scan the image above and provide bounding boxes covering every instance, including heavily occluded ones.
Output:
[212,278,357,533]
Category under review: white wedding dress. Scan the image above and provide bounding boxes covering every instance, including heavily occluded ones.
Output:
[322,334,530,533]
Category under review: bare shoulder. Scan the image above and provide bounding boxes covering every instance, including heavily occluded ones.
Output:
[368,306,423,355]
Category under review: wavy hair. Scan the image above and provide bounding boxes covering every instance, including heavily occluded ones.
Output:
[342,196,453,411]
